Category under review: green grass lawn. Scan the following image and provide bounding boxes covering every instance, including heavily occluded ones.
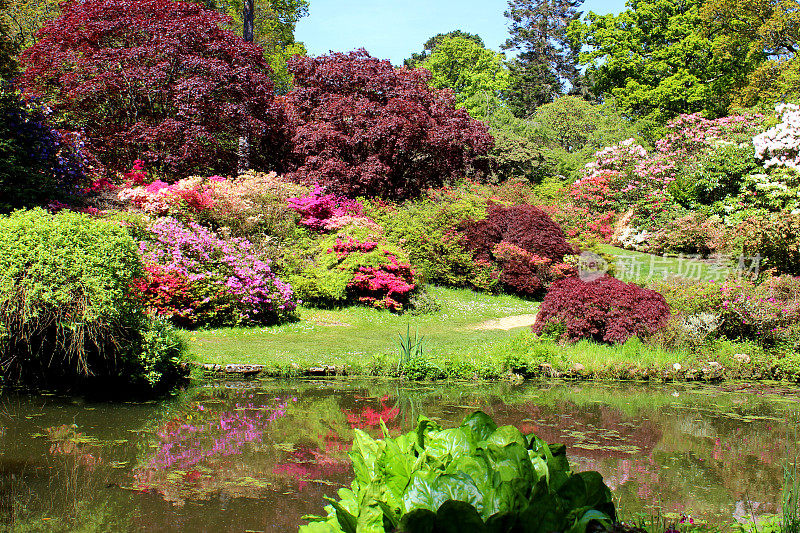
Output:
[596,244,738,284]
[187,286,540,369]
[185,284,769,381]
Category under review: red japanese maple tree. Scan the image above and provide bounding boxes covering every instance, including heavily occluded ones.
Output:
[19,0,282,177]
[280,49,493,200]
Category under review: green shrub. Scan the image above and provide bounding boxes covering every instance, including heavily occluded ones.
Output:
[408,286,442,316]
[648,213,726,256]
[300,411,616,533]
[368,188,495,290]
[646,278,727,316]
[730,210,800,275]
[288,225,417,311]
[0,209,186,391]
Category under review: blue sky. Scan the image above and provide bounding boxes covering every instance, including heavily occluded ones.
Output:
[295,0,628,65]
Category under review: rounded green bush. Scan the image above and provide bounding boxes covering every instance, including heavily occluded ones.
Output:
[0,208,185,392]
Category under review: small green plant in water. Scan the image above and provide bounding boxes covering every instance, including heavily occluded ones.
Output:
[299,411,616,532]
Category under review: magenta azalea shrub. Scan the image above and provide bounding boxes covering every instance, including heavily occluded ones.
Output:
[289,229,416,312]
[533,276,670,344]
[286,185,379,232]
[137,218,296,327]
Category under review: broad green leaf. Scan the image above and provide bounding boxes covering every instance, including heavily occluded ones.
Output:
[381,437,417,507]
[529,455,549,486]
[324,497,357,533]
[433,471,483,511]
[445,456,491,493]
[484,426,527,449]
[577,471,613,508]
[435,500,488,533]
[566,509,613,533]
[555,474,587,509]
[485,512,517,533]
[350,430,381,484]
[377,501,401,529]
[298,521,341,533]
[355,501,385,533]
[403,471,441,513]
[484,442,534,484]
[415,416,441,449]
[460,411,498,443]
[518,492,564,533]
[425,428,473,462]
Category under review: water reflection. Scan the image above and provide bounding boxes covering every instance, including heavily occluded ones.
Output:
[0,380,796,531]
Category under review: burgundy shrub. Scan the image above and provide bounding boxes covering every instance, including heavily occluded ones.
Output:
[461,204,577,296]
[19,0,282,177]
[532,275,671,344]
[280,49,494,200]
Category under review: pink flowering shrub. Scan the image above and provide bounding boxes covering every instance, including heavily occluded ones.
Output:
[131,264,197,328]
[137,218,297,327]
[119,171,307,239]
[286,185,375,231]
[289,228,416,311]
[533,276,671,344]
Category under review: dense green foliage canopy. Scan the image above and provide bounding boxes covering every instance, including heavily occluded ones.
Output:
[0,209,185,391]
[570,0,754,121]
[403,30,485,69]
[202,0,309,92]
[422,35,511,117]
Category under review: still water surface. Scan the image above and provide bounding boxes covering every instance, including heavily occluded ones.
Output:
[0,379,798,532]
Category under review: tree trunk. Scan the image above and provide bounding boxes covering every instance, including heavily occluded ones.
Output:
[238,0,255,174]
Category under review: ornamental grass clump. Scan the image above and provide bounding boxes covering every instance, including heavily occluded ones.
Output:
[0,209,185,391]
[533,275,670,344]
[300,411,616,533]
[136,218,297,328]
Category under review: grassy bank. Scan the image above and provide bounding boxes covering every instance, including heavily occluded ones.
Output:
[186,286,784,382]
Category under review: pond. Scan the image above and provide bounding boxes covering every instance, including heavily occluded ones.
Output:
[0,379,798,531]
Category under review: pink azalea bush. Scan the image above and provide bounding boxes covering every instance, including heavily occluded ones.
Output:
[286,185,378,232]
[118,170,305,236]
[289,229,416,312]
[137,218,297,327]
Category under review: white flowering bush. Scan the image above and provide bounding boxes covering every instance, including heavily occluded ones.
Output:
[753,103,800,171]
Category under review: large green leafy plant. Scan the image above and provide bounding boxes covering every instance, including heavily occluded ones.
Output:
[300,411,615,533]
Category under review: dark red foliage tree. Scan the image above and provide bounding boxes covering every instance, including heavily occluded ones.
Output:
[19,0,282,177]
[532,275,671,344]
[281,49,494,200]
[461,204,577,296]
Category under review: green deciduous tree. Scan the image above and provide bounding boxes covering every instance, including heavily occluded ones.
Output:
[701,0,800,108]
[570,0,755,122]
[190,0,309,93]
[403,30,484,69]
[502,0,584,117]
[0,0,60,51]
[0,0,18,79]
[421,35,511,118]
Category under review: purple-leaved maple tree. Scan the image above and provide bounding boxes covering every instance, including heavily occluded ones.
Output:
[280,49,494,200]
[19,0,283,178]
